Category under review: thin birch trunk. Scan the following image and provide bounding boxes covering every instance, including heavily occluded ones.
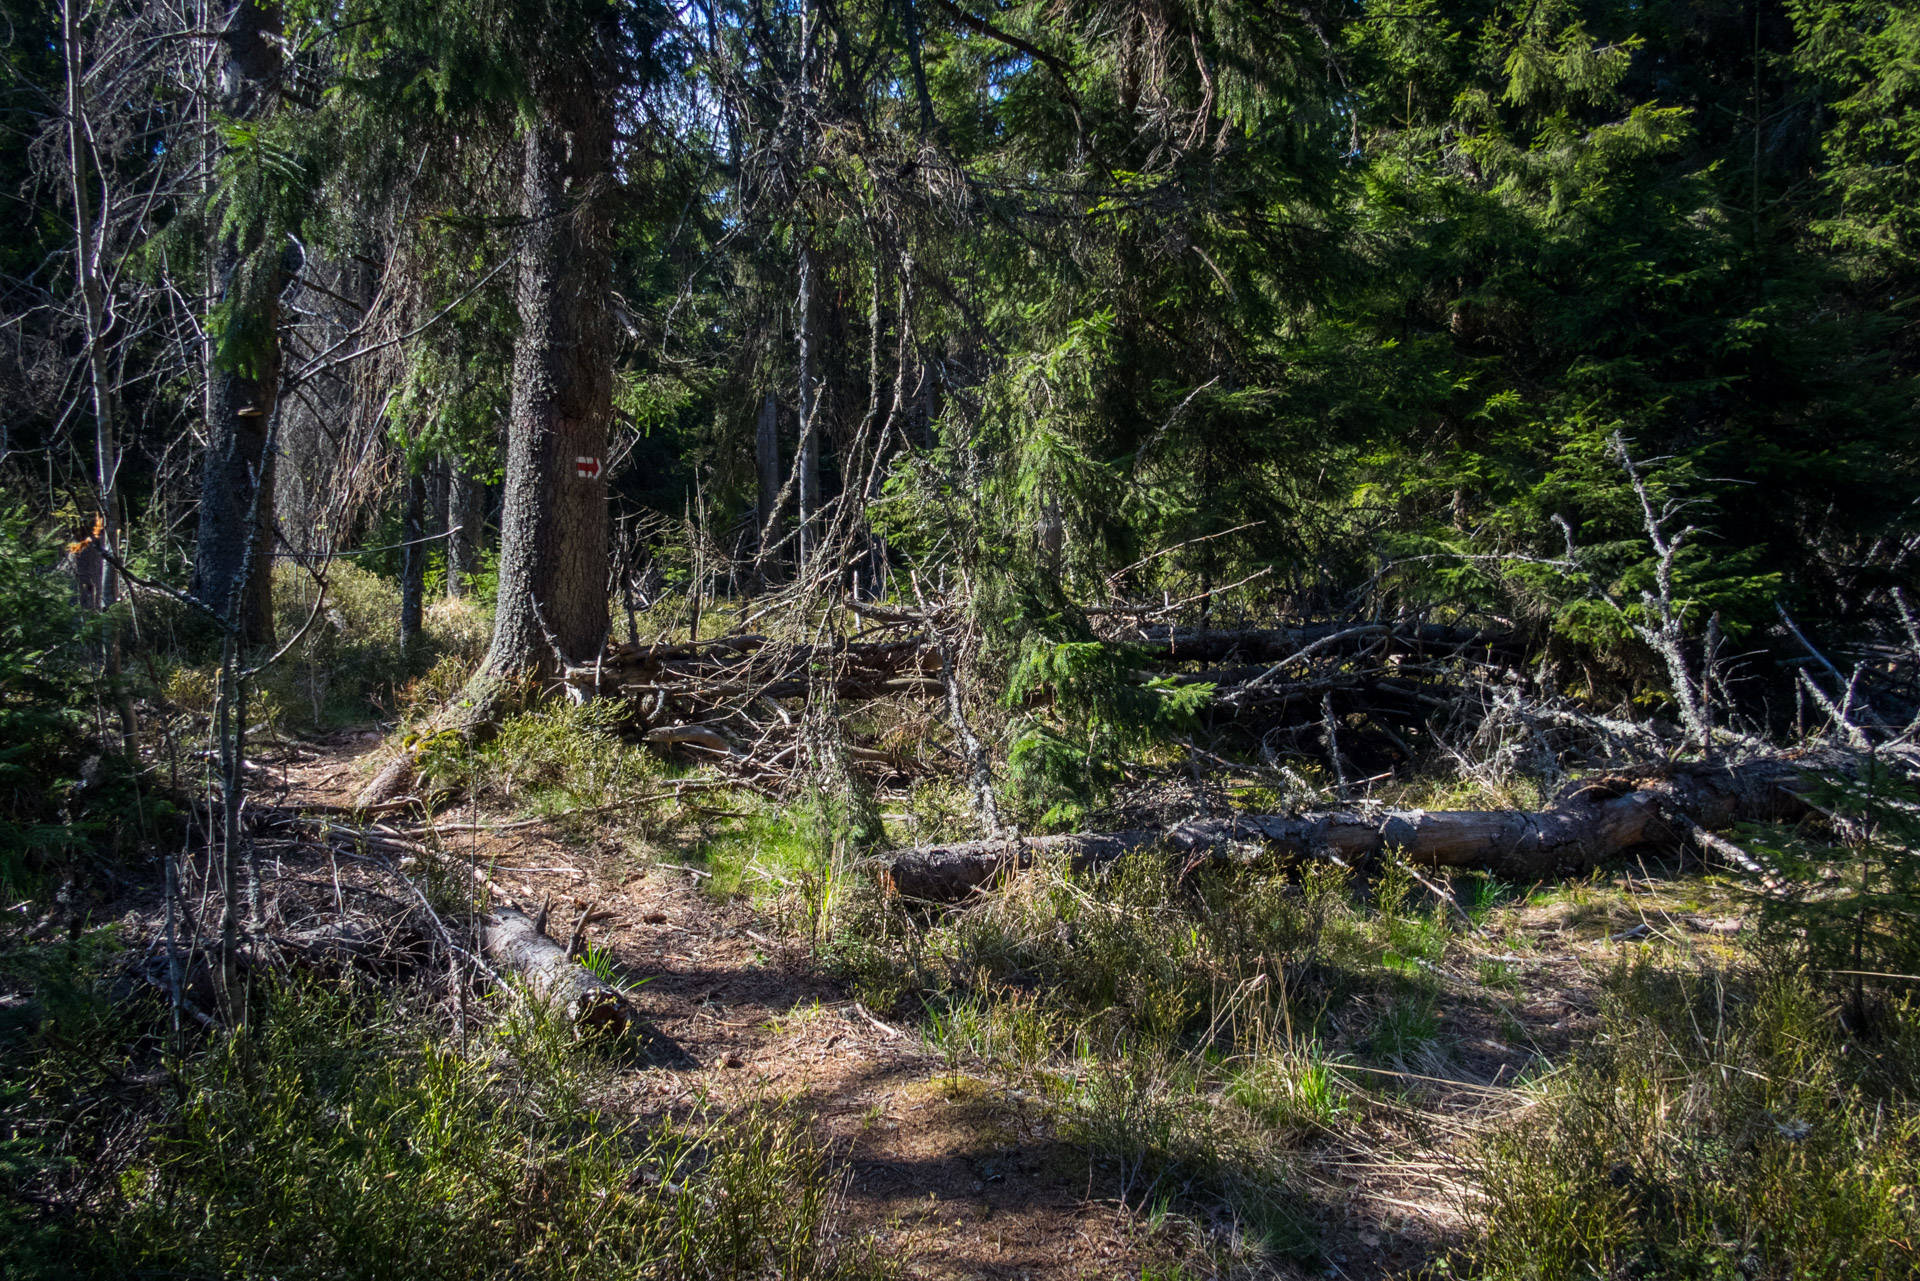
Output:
[60,0,137,758]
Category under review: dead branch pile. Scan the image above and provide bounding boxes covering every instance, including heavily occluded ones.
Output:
[551,622,945,786]
[123,801,631,1034]
[561,633,943,704]
[549,612,1524,794]
[260,809,628,1024]
[1102,620,1518,730]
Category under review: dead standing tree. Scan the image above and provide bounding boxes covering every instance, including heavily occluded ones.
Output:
[1609,432,1719,754]
[47,0,213,755]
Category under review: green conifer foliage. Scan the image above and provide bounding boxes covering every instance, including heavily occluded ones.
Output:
[1747,758,1920,999]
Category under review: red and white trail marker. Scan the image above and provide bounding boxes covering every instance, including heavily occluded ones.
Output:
[574,456,601,480]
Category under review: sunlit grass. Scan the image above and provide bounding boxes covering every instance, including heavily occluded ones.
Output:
[0,948,888,1281]
[1465,963,1920,1279]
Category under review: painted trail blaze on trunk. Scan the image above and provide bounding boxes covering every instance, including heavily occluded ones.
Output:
[359,22,622,806]
[478,45,618,682]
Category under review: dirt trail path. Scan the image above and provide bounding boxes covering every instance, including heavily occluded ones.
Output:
[269,732,1626,1280]
[273,734,1168,1279]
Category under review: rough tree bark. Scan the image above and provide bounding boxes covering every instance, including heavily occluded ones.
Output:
[881,758,1812,901]
[192,263,281,647]
[399,465,427,646]
[473,62,616,686]
[446,460,485,597]
[190,0,283,649]
[481,907,629,1030]
[358,15,618,808]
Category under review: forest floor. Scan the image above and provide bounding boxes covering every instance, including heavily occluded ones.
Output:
[258,730,1753,1280]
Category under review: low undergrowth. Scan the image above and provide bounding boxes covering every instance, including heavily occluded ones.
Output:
[785,805,1920,1276]
[412,697,667,819]
[0,935,885,1280]
[0,514,168,903]
[808,849,1491,1270]
[686,791,853,905]
[1465,762,1920,1279]
[158,563,492,735]
[1467,960,1920,1280]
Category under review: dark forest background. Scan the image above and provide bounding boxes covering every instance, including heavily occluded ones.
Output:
[3,0,1913,696]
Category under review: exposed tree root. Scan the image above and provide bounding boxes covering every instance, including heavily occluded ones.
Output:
[356,752,420,809]
[353,670,516,810]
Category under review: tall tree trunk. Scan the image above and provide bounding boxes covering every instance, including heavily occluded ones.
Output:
[793,0,820,574]
[755,389,781,582]
[903,0,937,134]
[399,465,427,647]
[426,453,448,562]
[359,14,617,809]
[473,63,616,685]
[191,245,280,649]
[447,460,485,598]
[913,361,935,448]
[273,253,365,549]
[59,0,135,755]
[191,0,282,649]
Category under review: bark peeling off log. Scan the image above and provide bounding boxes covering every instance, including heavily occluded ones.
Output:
[881,758,1812,901]
[481,907,630,1031]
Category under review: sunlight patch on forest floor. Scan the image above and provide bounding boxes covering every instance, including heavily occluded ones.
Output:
[261,733,1771,1279]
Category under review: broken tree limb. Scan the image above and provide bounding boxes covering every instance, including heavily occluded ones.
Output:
[480,906,631,1031]
[880,757,1813,901]
[645,724,734,753]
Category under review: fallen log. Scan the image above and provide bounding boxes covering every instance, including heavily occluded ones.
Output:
[881,757,1813,901]
[480,906,631,1031]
